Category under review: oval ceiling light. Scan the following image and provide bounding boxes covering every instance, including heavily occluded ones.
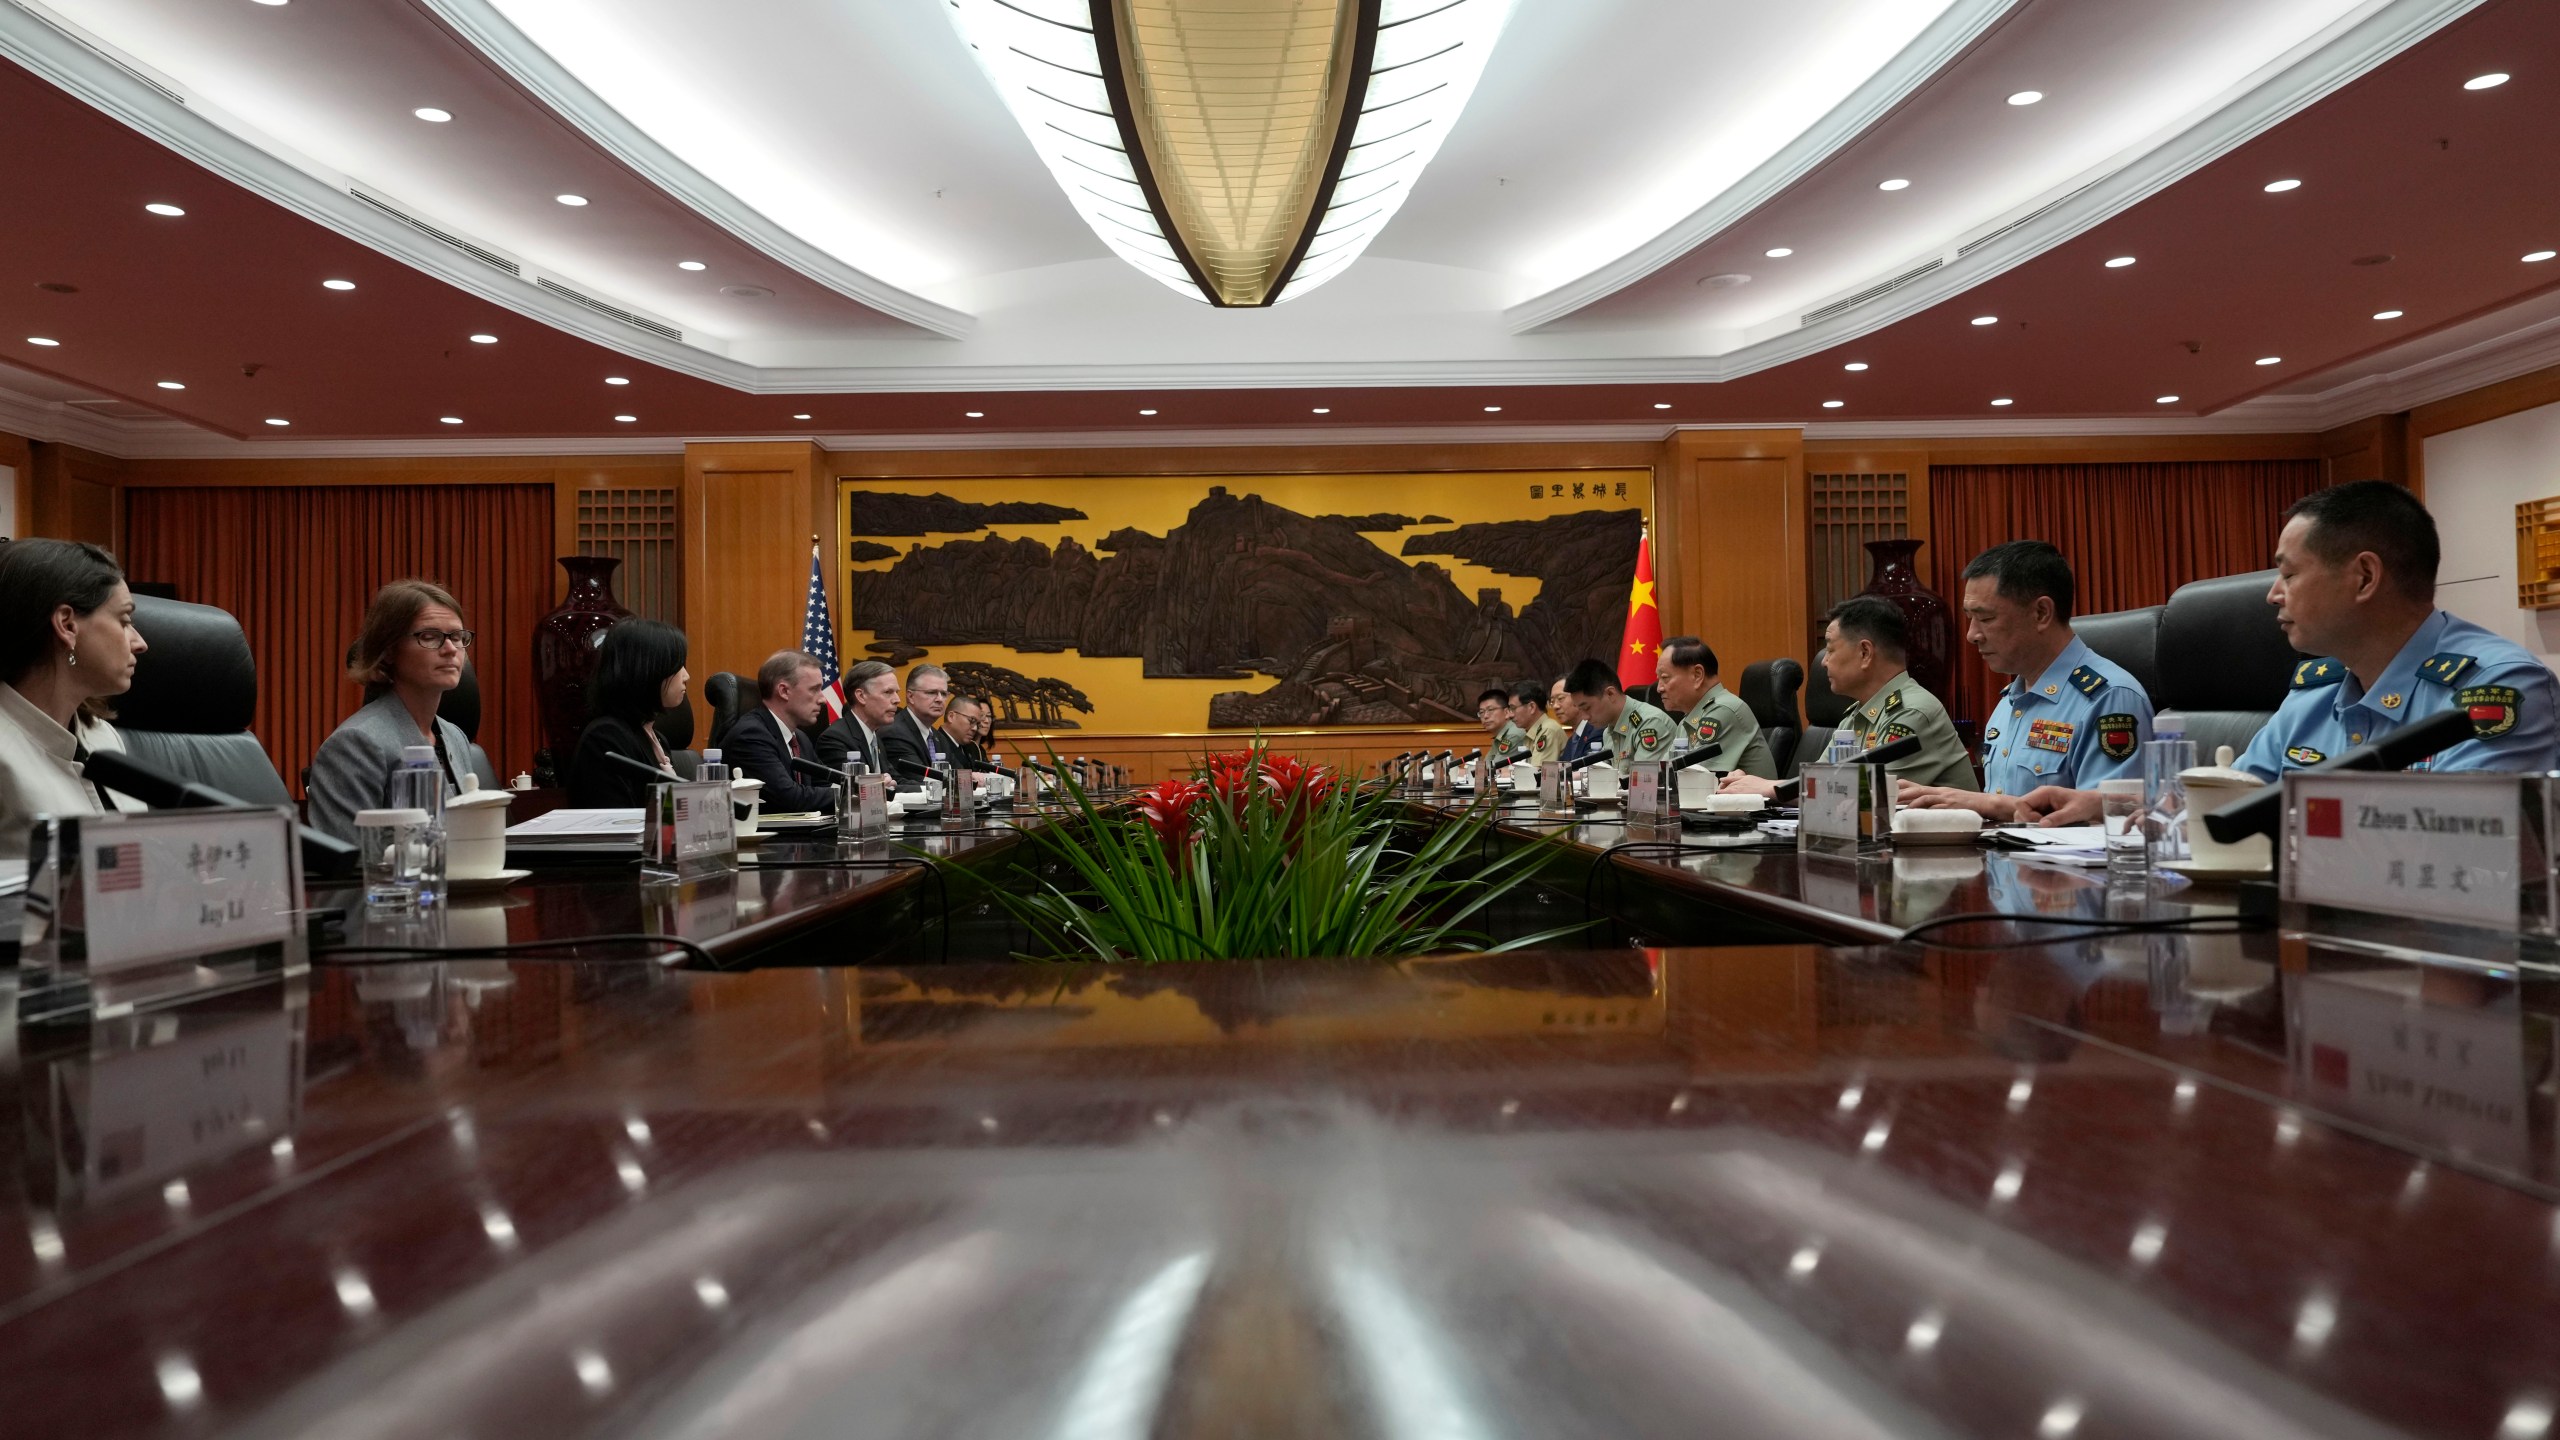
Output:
[613,415,637,423]
[676,260,707,272]
[322,278,356,290]
[1483,405,1503,413]
[2006,90,2043,106]
[1991,398,2014,407]
[1764,247,1794,258]
[2372,309,2404,320]
[413,107,452,123]
[250,0,287,6]
[605,376,630,386]
[1843,362,1869,372]
[1821,400,1845,409]
[2104,256,2136,268]
[947,0,1514,307]
[440,416,464,424]
[1653,402,1672,410]
[26,336,59,347]
[1311,407,1331,414]
[792,413,812,420]
[2255,356,2281,366]
[2464,72,2510,90]
[468,333,498,345]
[264,418,290,427]
[2264,178,2302,192]
[964,411,985,418]
[1138,408,1158,416]
[1971,315,1999,326]
[1877,178,1911,192]
[2155,395,2180,404]
[156,380,185,390]
[2527,250,2558,263]
[555,194,589,207]
[144,202,186,217]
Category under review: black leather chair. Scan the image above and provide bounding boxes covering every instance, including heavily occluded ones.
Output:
[703,672,753,751]
[437,660,502,789]
[1738,658,1806,777]
[1801,655,1853,729]
[2072,604,2165,703]
[2153,568,2295,759]
[118,595,294,805]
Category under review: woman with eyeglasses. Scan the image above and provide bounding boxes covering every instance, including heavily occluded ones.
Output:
[305,579,479,842]
[0,538,150,860]
[567,618,690,809]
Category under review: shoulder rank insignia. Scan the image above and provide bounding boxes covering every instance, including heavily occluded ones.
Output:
[2097,713,2138,760]
[2068,665,2108,698]
[1882,722,1917,743]
[2418,653,2477,687]
[2291,658,2346,691]
[2285,745,2326,765]
[2459,684,2520,738]
[1882,689,1905,712]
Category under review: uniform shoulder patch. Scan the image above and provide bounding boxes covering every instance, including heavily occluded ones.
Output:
[2068,665,2108,698]
[1881,722,1917,743]
[2096,713,2138,761]
[1882,689,1905,712]
[2291,658,2347,691]
[2418,652,2478,688]
[2285,745,2327,765]
[2459,683,2521,738]
[1696,718,1721,743]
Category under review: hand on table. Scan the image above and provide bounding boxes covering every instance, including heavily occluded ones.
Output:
[1899,783,2029,824]
[2016,785,2102,827]
[1718,773,1780,798]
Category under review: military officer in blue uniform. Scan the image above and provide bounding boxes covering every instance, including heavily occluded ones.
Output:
[2234,481,2558,779]
[1905,540,2153,822]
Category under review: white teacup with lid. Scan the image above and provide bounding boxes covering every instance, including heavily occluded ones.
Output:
[444,773,515,880]
[2180,744,2273,871]
[731,776,766,836]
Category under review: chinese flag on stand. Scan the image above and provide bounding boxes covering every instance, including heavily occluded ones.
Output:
[1617,527,1662,690]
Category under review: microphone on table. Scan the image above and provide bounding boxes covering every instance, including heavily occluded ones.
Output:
[1492,747,1530,769]
[1669,745,1721,773]
[2204,707,2476,845]
[1564,749,1613,774]
[1849,734,1921,767]
[603,751,682,786]
[85,751,360,881]
[787,756,846,784]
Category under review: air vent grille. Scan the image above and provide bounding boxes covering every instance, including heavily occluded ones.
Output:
[349,189,523,277]
[1955,186,2090,258]
[1800,258,1943,327]
[536,278,684,343]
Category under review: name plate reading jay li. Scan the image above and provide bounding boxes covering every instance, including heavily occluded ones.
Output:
[65,808,301,973]
[2282,772,2553,932]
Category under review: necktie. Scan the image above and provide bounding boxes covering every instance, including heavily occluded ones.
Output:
[786,723,802,759]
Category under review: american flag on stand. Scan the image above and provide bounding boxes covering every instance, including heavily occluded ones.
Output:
[801,538,846,720]
[95,841,143,892]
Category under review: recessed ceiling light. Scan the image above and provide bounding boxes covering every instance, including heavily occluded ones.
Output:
[2007,90,2044,106]
[322,278,355,290]
[2464,73,2509,91]
[792,413,812,420]
[250,0,287,7]
[468,333,498,344]
[964,411,985,418]
[2372,309,2404,320]
[555,194,589,207]
[1311,407,1330,414]
[156,380,185,390]
[1843,362,1869,372]
[264,418,289,427]
[2255,356,2281,366]
[26,337,59,347]
[2527,250,2558,263]
[1821,400,1845,409]
[413,107,452,123]
[1971,315,1999,326]
[440,416,463,424]
[2104,256,2136,268]
[2264,178,2302,193]
[1483,405,1503,413]
[605,376,629,385]
[1138,408,1158,416]
[613,415,637,423]
[1991,398,2014,407]
[144,203,185,217]
[1652,402,1672,410]
[1764,247,1793,258]
[677,260,707,272]
[1877,178,1911,192]
[2156,395,2180,404]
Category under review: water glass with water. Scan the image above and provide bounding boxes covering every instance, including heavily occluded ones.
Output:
[2099,778,2148,874]
[356,807,431,912]
[2141,737,2198,865]
[388,745,447,903]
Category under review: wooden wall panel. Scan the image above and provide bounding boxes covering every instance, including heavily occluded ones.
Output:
[1651,431,1807,676]
[0,430,31,539]
[682,443,831,700]
[28,442,121,548]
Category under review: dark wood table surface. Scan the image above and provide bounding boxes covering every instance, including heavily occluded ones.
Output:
[4,793,2554,1438]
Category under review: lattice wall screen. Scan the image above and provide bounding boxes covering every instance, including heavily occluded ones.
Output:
[575,486,681,623]
[1808,472,1913,614]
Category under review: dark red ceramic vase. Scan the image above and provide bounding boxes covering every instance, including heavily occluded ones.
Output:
[1858,539,1956,706]
[533,555,630,781]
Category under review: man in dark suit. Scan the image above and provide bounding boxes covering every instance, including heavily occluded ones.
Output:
[817,660,904,781]
[878,662,953,781]
[944,693,995,769]
[722,649,838,814]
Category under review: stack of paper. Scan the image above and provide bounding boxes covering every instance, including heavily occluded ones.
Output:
[505,809,644,848]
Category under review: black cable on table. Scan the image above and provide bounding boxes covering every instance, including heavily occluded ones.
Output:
[1895,910,2267,952]
[316,933,723,969]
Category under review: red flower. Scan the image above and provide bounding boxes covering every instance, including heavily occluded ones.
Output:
[1135,779,1206,851]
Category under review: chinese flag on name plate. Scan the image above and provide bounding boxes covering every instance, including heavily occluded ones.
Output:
[1617,528,1662,691]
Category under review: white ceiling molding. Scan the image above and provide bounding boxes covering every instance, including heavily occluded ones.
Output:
[415,0,970,339]
[1502,0,2019,335]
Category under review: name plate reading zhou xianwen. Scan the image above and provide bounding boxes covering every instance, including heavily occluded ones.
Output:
[2282,772,2552,932]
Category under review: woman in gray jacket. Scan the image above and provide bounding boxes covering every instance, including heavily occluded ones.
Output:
[304,579,476,842]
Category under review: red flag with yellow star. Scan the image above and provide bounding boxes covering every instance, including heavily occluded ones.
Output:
[1618,529,1661,690]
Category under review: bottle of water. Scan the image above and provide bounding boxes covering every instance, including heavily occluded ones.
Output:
[2144,710,2196,864]
[698,748,729,784]
[388,744,447,903]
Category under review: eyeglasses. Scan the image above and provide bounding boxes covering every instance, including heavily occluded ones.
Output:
[410,629,475,650]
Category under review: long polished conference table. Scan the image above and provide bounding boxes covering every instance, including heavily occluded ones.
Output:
[3,791,2554,1439]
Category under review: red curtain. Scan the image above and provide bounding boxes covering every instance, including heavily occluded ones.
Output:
[1925,460,2329,723]
[123,485,555,790]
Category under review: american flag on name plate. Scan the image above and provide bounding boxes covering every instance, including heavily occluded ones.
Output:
[95,841,143,893]
[802,539,846,721]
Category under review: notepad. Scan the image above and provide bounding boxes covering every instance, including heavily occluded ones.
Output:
[505,809,644,844]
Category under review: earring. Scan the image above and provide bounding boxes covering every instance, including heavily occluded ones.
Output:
[65,651,76,668]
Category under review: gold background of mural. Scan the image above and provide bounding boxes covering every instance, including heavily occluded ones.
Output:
[837,470,1652,734]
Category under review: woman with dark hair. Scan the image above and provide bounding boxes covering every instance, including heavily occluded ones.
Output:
[568,618,690,808]
[0,538,150,859]
[305,579,477,842]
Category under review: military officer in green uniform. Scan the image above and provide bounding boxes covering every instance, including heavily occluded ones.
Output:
[1510,681,1567,767]
[1722,596,1979,796]
[1476,688,1527,753]
[1654,636,1777,779]
[1564,659,1678,767]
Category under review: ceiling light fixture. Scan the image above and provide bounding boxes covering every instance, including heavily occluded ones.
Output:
[2156,395,2180,404]
[1821,400,1845,409]
[1764,247,1794,258]
[2526,250,2558,263]
[156,381,185,390]
[1991,398,2014,407]
[2104,256,2136,268]
[1877,178,1911,191]
[614,415,636,423]
[2255,356,2281,366]
[1971,315,1998,326]
[964,411,985,419]
[1311,407,1331,414]
[1483,405,1503,413]
[2264,178,2302,192]
[605,376,629,385]
[947,0,1513,307]
[1653,402,1672,410]
[468,333,498,344]
[413,107,452,123]
[264,418,289,427]
[26,337,59,347]
[555,194,589,207]
[250,0,287,6]
[676,260,706,272]
[2007,90,2043,106]
[1138,408,1158,416]
[144,203,185,217]
[2373,309,2404,320]
[2464,72,2509,90]
[440,416,463,424]
[322,278,355,290]
[1843,362,1869,372]
[792,413,812,420]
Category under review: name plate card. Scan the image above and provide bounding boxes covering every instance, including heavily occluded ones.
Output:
[1798,763,1862,853]
[1538,761,1571,815]
[2282,772,2553,933]
[1625,761,1667,820]
[51,809,301,975]
[645,780,737,877]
